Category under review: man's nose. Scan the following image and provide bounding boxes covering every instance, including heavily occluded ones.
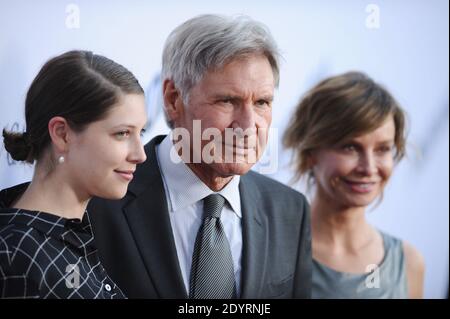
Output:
[232,104,256,130]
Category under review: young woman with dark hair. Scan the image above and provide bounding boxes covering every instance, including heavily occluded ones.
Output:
[0,50,147,299]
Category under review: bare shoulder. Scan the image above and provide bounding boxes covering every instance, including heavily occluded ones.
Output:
[402,241,425,298]
[403,241,425,272]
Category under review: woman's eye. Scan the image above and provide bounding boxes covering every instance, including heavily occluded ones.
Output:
[115,131,130,139]
[377,145,393,153]
[342,144,357,152]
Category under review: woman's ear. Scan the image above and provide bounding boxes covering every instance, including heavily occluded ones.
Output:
[162,79,184,126]
[48,116,71,153]
[306,150,317,170]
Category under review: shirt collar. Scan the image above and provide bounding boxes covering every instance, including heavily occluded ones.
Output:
[157,134,241,218]
[0,206,95,251]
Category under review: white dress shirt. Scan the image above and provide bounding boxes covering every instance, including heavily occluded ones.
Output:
[156,135,243,296]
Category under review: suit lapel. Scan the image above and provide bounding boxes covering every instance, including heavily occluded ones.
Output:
[123,135,187,298]
[239,174,268,298]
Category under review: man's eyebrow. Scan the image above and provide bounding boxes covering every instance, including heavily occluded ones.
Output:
[212,94,274,101]
[212,94,241,100]
[258,95,274,102]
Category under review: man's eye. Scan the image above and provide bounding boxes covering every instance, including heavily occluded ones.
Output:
[256,100,269,107]
[220,99,233,105]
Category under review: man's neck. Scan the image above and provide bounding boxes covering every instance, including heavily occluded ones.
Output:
[185,162,234,191]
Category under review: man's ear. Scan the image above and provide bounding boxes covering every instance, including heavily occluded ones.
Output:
[48,116,71,154]
[163,79,184,126]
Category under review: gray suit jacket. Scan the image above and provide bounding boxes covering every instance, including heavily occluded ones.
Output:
[88,135,311,298]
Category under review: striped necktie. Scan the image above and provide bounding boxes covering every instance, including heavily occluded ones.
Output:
[189,194,237,299]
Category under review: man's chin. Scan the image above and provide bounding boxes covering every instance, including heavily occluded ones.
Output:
[211,162,254,177]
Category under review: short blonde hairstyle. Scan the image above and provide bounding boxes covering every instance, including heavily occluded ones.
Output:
[283,71,407,184]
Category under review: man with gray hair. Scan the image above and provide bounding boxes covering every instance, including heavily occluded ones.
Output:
[89,14,311,299]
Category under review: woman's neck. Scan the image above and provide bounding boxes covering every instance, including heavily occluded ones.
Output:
[311,194,375,253]
[12,166,89,220]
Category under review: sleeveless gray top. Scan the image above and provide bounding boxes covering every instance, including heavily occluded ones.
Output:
[312,231,408,299]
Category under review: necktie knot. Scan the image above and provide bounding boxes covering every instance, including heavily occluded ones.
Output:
[203,194,225,219]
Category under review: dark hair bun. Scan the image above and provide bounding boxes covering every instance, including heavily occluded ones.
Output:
[2,129,33,163]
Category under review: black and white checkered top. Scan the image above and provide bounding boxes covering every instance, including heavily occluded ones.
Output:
[0,208,125,299]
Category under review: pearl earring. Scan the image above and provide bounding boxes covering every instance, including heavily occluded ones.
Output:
[58,156,65,164]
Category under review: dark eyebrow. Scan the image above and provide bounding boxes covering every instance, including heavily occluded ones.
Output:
[112,123,148,130]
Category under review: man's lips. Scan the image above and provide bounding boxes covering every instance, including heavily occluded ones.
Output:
[114,170,134,181]
[223,145,257,157]
[223,142,256,151]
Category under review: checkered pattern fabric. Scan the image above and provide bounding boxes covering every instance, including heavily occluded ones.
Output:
[0,208,125,299]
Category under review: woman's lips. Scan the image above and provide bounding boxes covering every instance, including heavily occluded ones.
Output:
[342,179,377,193]
[114,170,134,181]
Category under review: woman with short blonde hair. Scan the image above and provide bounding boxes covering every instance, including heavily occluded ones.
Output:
[284,71,424,298]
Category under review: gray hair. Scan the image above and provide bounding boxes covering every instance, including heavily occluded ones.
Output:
[162,14,281,107]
